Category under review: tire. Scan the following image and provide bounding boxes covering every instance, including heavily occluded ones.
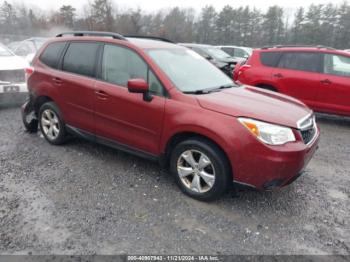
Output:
[170,138,232,201]
[38,102,67,145]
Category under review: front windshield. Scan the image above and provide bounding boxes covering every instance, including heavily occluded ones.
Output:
[205,47,232,60]
[0,44,13,57]
[147,48,234,92]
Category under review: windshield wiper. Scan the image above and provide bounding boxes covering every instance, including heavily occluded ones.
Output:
[217,83,236,89]
[183,83,236,95]
[183,89,211,94]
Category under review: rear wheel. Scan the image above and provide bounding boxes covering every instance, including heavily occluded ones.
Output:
[170,138,232,201]
[39,102,67,145]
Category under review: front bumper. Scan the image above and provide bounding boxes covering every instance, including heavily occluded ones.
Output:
[232,127,320,190]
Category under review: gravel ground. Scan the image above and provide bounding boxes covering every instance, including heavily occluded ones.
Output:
[0,106,349,255]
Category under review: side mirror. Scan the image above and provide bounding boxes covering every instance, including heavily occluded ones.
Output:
[127,79,153,102]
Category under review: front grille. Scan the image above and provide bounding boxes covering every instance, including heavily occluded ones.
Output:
[301,126,316,145]
[0,69,25,83]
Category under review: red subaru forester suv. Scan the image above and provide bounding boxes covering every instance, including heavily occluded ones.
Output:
[22,32,320,201]
[234,46,350,117]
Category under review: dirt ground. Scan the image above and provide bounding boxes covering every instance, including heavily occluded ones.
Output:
[0,107,349,255]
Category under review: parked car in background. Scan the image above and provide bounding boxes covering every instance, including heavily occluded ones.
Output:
[8,37,48,63]
[179,43,236,77]
[0,43,28,105]
[216,45,253,62]
[22,32,319,201]
[234,46,350,117]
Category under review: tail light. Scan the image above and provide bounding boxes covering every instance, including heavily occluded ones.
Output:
[25,67,34,82]
[234,64,251,81]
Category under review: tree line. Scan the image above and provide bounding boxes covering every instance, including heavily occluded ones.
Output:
[0,0,349,49]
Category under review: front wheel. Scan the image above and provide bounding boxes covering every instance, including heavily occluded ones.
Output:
[170,138,232,201]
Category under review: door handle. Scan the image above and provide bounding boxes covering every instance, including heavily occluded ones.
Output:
[52,77,63,85]
[320,79,332,85]
[273,73,283,78]
[95,90,109,100]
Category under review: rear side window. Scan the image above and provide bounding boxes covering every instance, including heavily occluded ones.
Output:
[260,52,282,67]
[40,42,66,68]
[62,42,100,77]
[278,52,321,73]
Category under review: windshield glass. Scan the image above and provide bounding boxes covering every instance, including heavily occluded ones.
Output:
[204,47,232,60]
[0,44,13,57]
[147,48,234,92]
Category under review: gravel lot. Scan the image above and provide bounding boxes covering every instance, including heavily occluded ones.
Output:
[0,106,349,255]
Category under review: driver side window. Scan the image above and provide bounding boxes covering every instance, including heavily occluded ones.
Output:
[102,44,166,96]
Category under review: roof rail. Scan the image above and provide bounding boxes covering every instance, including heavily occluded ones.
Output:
[56,31,127,40]
[261,45,335,50]
[125,35,174,43]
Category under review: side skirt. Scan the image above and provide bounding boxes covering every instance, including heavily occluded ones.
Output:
[65,125,160,162]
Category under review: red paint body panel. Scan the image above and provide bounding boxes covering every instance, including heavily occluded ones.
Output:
[27,37,320,190]
[235,47,350,117]
[94,79,166,155]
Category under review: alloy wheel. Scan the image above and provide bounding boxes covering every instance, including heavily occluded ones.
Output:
[41,109,60,140]
[177,150,216,193]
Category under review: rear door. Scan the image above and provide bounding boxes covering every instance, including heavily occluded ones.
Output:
[94,44,166,155]
[272,52,322,106]
[315,53,350,115]
[56,42,100,133]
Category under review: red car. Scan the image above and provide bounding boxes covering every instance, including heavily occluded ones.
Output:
[234,46,350,116]
[22,32,319,201]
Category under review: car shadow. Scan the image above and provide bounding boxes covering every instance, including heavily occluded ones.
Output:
[33,121,320,220]
[316,113,350,128]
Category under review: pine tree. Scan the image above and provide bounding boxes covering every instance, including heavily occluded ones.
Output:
[196,6,217,44]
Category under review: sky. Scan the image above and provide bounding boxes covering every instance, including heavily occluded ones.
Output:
[12,0,347,13]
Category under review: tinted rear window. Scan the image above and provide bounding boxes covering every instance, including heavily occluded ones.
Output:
[260,52,282,67]
[40,42,66,68]
[62,42,100,77]
[278,52,321,73]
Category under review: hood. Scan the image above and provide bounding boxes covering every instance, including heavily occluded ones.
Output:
[196,85,312,129]
[0,55,29,71]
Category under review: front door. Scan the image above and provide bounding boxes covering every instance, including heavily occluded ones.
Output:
[94,44,166,155]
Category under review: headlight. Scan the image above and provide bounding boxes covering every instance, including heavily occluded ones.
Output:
[238,118,296,145]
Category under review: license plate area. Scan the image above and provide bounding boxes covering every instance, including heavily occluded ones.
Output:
[4,85,19,93]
